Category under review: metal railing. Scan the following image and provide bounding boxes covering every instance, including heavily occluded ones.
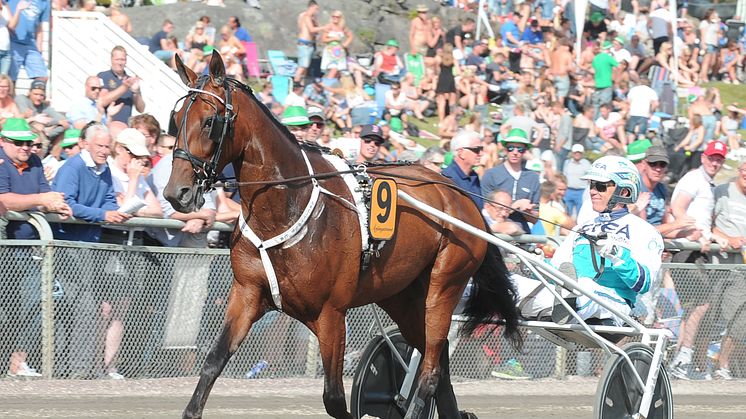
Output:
[0,212,744,382]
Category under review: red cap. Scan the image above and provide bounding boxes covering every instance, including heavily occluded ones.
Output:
[703,140,727,158]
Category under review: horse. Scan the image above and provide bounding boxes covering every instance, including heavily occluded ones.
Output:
[164,50,520,419]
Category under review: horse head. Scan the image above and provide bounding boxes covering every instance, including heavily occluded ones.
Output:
[165,50,236,213]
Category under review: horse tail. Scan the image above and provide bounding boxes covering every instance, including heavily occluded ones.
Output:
[460,239,522,349]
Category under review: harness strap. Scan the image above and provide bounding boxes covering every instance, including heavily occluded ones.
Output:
[188,87,226,105]
[237,149,320,310]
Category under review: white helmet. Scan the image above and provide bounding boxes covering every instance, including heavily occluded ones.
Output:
[581,156,640,209]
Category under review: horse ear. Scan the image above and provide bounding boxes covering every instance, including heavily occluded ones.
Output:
[209,50,226,86]
[175,53,198,87]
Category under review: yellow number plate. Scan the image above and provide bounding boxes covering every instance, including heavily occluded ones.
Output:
[369,178,397,241]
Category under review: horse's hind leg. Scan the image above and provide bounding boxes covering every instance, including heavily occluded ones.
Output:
[315,308,352,419]
[183,284,261,419]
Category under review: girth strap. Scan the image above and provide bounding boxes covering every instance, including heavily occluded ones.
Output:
[237,149,320,310]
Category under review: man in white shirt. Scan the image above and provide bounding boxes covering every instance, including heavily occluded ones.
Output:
[594,104,626,152]
[611,36,632,67]
[625,78,658,141]
[283,81,307,108]
[649,3,674,54]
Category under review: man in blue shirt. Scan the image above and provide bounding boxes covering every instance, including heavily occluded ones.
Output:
[228,16,252,43]
[8,0,50,81]
[521,18,544,45]
[97,46,145,124]
[0,118,70,238]
[441,130,484,209]
[499,12,526,73]
[481,128,539,232]
[67,76,105,129]
[52,123,131,242]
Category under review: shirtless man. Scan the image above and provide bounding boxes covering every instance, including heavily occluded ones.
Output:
[549,39,574,101]
[409,5,431,56]
[295,0,325,83]
[579,40,598,72]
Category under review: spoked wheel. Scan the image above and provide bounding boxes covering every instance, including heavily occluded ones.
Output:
[594,343,674,419]
[350,326,435,419]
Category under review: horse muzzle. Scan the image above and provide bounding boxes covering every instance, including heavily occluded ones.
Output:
[165,185,205,213]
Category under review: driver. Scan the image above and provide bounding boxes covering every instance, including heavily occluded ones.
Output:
[511,156,664,326]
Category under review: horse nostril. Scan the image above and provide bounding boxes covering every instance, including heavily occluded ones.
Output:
[177,187,192,203]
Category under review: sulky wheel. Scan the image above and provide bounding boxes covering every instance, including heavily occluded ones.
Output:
[594,342,674,419]
[350,326,435,419]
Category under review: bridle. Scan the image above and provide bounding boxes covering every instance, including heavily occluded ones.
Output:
[168,75,236,193]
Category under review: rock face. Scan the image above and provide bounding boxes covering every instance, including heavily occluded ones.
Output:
[125,0,469,57]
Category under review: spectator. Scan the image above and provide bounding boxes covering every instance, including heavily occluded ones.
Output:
[445,16,476,59]
[305,106,325,143]
[356,124,384,164]
[649,1,674,55]
[418,146,444,173]
[184,20,213,72]
[97,46,145,125]
[149,19,176,64]
[153,134,175,168]
[227,16,251,43]
[67,75,107,129]
[284,81,307,108]
[107,128,161,219]
[109,6,132,34]
[320,10,353,79]
[216,26,245,80]
[295,0,324,83]
[0,74,20,124]
[0,118,71,378]
[52,123,131,242]
[549,39,574,103]
[303,77,328,110]
[280,106,310,142]
[441,130,483,209]
[17,80,69,147]
[482,128,539,228]
[409,4,430,56]
[0,2,10,75]
[699,8,720,82]
[7,0,49,82]
[718,40,741,84]
[625,77,658,140]
[483,190,524,235]
[539,180,575,237]
[562,143,591,219]
[668,140,729,380]
[435,43,458,122]
[626,34,654,75]
[709,160,746,380]
[373,39,405,82]
[721,104,746,156]
[129,114,160,156]
[591,41,618,117]
[498,13,523,73]
[425,15,445,70]
[594,103,626,152]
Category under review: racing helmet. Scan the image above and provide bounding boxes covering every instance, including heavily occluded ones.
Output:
[581,156,640,209]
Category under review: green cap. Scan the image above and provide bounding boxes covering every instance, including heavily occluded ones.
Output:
[203,45,215,54]
[626,139,652,162]
[687,94,697,103]
[281,106,310,126]
[501,128,532,147]
[61,129,81,148]
[0,118,37,141]
[614,36,625,45]
[386,39,400,48]
[590,11,605,23]
[601,40,613,50]
[389,117,403,133]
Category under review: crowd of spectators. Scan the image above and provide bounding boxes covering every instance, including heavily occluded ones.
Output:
[0,0,745,380]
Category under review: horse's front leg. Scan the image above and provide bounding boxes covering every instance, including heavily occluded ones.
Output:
[183,283,262,419]
[316,308,352,419]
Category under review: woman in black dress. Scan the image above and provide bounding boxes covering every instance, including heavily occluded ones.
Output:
[436,43,459,122]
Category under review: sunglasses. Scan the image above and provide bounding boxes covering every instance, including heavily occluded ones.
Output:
[590,180,615,193]
[363,138,383,146]
[505,145,527,153]
[89,86,101,91]
[648,161,668,169]
[310,122,324,128]
[5,139,31,147]
[462,146,484,153]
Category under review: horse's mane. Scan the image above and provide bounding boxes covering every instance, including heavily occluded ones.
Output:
[223,77,324,155]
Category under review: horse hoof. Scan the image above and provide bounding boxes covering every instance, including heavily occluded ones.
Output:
[459,411,478,419]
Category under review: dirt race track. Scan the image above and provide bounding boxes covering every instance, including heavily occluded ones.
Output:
[1,377,745,418]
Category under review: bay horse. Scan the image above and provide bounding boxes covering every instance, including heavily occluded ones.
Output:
[165,51,520,419]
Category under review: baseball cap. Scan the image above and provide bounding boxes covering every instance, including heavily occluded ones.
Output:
[386,39,400,48]
[703,140,727,158]
[590,11,605,23]
[645,145,669,164]
[359,124,384,142]
[30,80,46,91]
[571,143,585,153]
[116,128,151,157]
[61,129,81,148]
[307,106,325,122]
